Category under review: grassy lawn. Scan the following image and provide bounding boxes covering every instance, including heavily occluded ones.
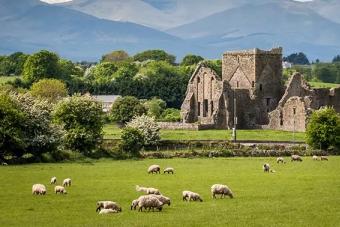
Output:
[103,124,305,141]
[309,81,340,89]
[0,76,20,84]
[0,157,339,226]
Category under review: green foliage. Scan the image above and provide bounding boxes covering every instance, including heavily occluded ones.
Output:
[58,59,78,80]
[283,52,310,65]
[181,54,204,66]
[161,108,181,122]
[110,96,146,124]
[30,79,68,102]
[201,60,222,77]
[54,94,104,154]
[101,50,130,63]
[306,107,340,151]
[133,49,176,64]
[332,55,340,63]
[23,50,60,83]
[312,63,340,83]
[0,52,28,76]
[120,127,144,156]
[144,97,166,119]
[92,62,118,81]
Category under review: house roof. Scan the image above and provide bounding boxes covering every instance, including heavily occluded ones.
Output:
[92,95,121,103]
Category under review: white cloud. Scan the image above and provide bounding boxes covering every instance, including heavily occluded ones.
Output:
[40,0,72,4]
[293,0,314,2]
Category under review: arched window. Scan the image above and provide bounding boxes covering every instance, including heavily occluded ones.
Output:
[197,77,200,83]
[252,81,255,87]
[236,81,239,88]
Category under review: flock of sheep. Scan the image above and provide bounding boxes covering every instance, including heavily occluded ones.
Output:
[32,177,71,195]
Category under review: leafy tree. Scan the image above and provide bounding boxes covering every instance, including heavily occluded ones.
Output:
[144,97,166,119]
[161,108,181,122]
[133,50,176,64]
[23,50,60,83]
[58,59,77,80]
[101,50,129,63]
[0,57,14,76]
[283,52,310,65]
[181,54,204,66]
[111,96,146,124]
[312,63,337,83]
[54,94,104,154]
[306,107,340,151]
[93,62,118,81]
[332,55,340,63]
[8,52,29,75]
[30,79,68,102]
[120,127,144,156]
[126,115,160,146]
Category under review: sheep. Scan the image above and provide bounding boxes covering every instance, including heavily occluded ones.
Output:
[32,184,46,195]
[321,156,328,161]
[137,195,163,212]
[62,178,71,187]
[211,184,233,199]
[263,163,270,172]
[50,177,57,184]
[152,194,171,206]
[276,157,285,164]
[182,190,203,202]
[54,185,67,194]
[148,164,160,174]
[96,201,122,212]
[312,155,319,161]
[1,162,8,166]
[163,167,174,174]
[136,185,160,195]
[130,199,139,210]
[291,155,303,162]
[99,209,119,214]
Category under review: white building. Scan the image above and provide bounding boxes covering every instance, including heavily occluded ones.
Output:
[93,95,121,112]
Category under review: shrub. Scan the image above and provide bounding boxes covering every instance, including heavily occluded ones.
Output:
[111,96,146,124]
[126,115,160,146]
[120,127,144,156]
[30,78,68,102]
[161,108,181,122]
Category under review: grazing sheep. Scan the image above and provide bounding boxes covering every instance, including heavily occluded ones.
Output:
[211,184,233,199]
[130,199,139,210]
[99,209,119,214]
[321,156,328,161]
[291,155,303,162]
[263,163,270,172]
[148,165,160,174]
[276,157,285,164]
[137,195,163,212]
[163,167,174,174]
[32,184,46,195]
[96,201,122,212]
[54,186,67,194]
[1,162,8,166]
[62,178,71,187]
[152,194,171,206]
[312,155,319,161]
[182,191,203,202]
[136,185,160,195]
[50,177,57,184]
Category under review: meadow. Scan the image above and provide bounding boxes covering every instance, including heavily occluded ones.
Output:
[1,157,339,226]
[309,81,340,89]
[103,124,306,142]
[0,76,19,84]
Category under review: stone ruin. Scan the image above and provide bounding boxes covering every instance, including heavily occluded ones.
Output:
[180,47,340,132]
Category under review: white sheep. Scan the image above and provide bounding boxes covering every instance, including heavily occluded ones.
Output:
[321,156,329,161]
[32,184,46,195]
[291,155,303,162]
[276,157,285,164]
[1,162,8,166]
[62,178,71,187]
[263,163,270,172]
[163,167,174,174]
[312,155,319,161]
[148,164,160,174]
[50,177,57,184]
[137,195,163,212]
[152,194,171,206]
[96,201,122,212]
[130,199,139,210]
[99,209,119,214]
[54,185,67,194]
[211,184,233,199]
[136,185,160,195]
[182,190,203,202]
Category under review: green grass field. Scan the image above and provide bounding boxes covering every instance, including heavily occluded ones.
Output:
[103,124,306,141]
[0,76,19,84]
[0,158,339,226]
[309,81,340,89]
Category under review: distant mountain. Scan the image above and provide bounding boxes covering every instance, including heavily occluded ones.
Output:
[167,1,340,60]
[0,0,197,61]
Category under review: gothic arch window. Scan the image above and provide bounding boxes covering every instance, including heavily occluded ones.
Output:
[237,81,239,88]
[252,81,255,88]
[197,77,201,83]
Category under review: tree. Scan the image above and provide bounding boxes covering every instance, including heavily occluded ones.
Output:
[181,54,204,66]
[120,127,144,156]
[101,50,129,63]
[58,59,76,80]
[93,62,118,81]
[8,52,29,75]
[144,97,166,119]
[23,50,60,83]
[283,52,310,65]
[110,96,146,124]
[54,94,104,154]
[306,107,340,151]
[126,115,160,146]
[133,50,176,64]
[332,55,340,63]
[161,108,181,122]
[30,79,68,102]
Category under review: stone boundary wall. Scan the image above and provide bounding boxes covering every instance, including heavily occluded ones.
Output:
[157,122,217,130]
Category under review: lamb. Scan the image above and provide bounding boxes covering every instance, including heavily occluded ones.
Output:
[182,190,203,202]
[137,195,163,212]
[136,185,160,195]
[163,167,174,174]
[276,157,285,164]
[50,177,57,184]
[148,164,160,174]
[312,155,319,161]
[291,155,303,162]
[321,156,328,161]
[211,184,233,199]
[99,209,119,214]
[54,185,67,194]
[62,178,71,187]
[263,163,270,172]
[96,201,122,212]
[32,184,46,195]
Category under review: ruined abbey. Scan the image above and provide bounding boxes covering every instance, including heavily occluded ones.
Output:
[180,47,340,132]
